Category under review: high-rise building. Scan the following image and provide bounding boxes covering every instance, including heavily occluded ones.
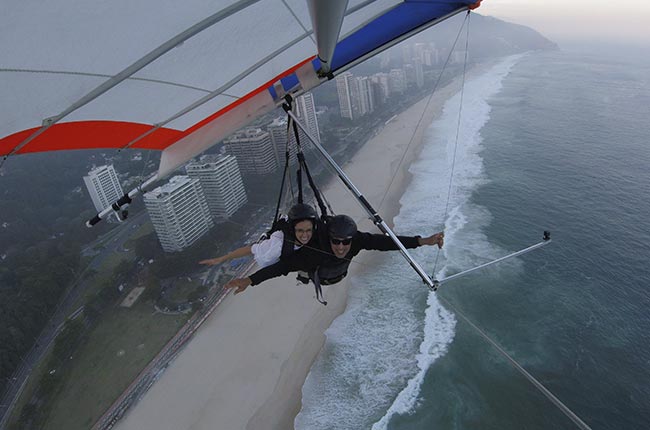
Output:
[356,76,375,116]
[336,72,355,120]
[401,44,413,65]
[423,47,439,67]
[269,92,321,160]
[413,43,429,62]
[371,72,391,103]
[144,176,214,253]
[369,78,386,106]
[379,50,391,69]
[83,164,124,222]
[186,154,247,222]
[267,117,292,162]
[268,117,300,164]
[403,63,416,86]
[350,77,363,118]
[414,58,424,88]
[223,127,278,174]
[294,92,320,144]
[389,68,407,94]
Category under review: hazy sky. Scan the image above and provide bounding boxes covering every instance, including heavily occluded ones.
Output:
[478,0,650,47]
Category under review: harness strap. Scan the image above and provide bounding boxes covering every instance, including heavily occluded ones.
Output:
[283,95,329,217]
[270,115,293,231]
[289,113,305,204]
[297,152,329,218]
[311,269,328,306]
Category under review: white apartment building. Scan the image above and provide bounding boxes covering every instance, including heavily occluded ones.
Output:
[389,68,407,94]
[268,117,298,163]
[401,44,413,64]
[268,92,321,164]
[414,58,424,88]
[336,72,355,120]
[223,127,278,174]
[294,92,321,144]
[371,72,391,103]
[356,76,375,116]
[379,50,391,69]
[144,176,214,253]
[185,154,247,222]
[83,164,124,222]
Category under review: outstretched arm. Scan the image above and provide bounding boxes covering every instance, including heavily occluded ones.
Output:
[223,247,322,295]
[225,277,252,294]
[358,231,444,251]
[199,245,252,266]
[417,232,444,249]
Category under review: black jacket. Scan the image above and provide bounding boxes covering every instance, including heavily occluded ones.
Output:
[249,231,421,286]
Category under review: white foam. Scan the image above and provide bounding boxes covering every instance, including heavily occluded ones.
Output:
[296,55,523,430]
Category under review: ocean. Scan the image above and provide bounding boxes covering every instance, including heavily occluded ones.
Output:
[295,49,650,429]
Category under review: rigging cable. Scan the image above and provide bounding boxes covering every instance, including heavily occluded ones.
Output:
[377,11,471,213]
[439,295,593,430]
[395,11,589,429]
[431,10,471,277]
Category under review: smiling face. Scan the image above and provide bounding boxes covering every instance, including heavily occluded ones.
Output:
[293,220,314,245]
[329,237,352,259]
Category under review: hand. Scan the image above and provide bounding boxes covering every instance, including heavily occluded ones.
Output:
[419,232,444,249]
[224,277,252,295]
[199,256,225,266]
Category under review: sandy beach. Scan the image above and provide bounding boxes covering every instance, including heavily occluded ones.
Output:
[114,75,466,430]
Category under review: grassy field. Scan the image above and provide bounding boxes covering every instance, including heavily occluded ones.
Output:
[42,302,188,430]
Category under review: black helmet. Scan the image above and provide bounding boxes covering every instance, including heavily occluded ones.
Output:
[327,215,357,239]
[288,203,317,223]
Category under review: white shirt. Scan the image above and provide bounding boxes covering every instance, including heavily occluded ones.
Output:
[251,230,304,268]
[248,230,289,268]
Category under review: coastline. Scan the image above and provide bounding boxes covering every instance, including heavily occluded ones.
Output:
[113,70,474,430]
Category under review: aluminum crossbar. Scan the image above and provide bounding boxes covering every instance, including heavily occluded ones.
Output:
[434,233,552,289]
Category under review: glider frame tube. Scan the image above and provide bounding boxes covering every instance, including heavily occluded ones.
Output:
[285,108,435,289]
[86,174,160,227]
[435,233,552,288]
[307,0,348,75]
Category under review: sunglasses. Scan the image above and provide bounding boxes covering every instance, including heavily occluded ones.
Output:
[330,237,352,245]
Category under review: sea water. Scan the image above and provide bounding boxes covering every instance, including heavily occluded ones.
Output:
[295,49,650,430]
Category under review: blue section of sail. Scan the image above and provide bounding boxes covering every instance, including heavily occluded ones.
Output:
[268,73,301,100]
[330,1,473,72]
[281,74,300,92]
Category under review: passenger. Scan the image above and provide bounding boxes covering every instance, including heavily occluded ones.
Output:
[199,203,319,269]
[224,214,444,299]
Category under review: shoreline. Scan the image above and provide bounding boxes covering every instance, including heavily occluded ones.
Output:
[113,67,480,430]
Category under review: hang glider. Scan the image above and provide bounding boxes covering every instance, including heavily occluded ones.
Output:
[0,0,482,178]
